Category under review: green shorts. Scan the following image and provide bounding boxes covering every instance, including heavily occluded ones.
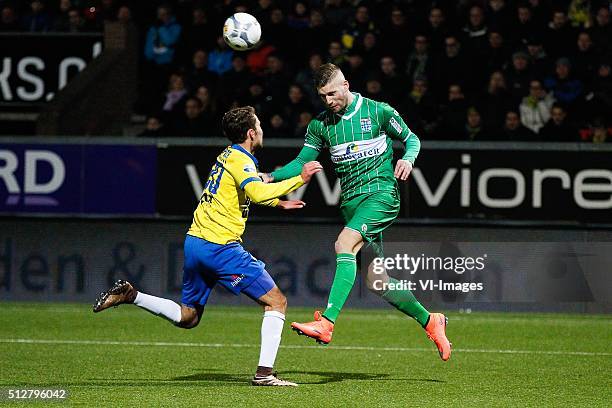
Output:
[341,189,400,254]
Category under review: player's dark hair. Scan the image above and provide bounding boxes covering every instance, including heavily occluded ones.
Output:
[222,106,257,144]
[314,63,341,89]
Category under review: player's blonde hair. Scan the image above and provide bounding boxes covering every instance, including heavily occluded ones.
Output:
[314,63,342,89]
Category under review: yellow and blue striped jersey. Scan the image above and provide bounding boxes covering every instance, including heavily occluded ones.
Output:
[188,144,304,245]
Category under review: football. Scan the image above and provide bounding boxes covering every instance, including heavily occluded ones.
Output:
[223,12,261,51]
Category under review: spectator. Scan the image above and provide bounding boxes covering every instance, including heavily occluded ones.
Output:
[22,0,51,32]
[399,76,439,138]
[0,5,20,32]
[423,7,450,56]
[462,5,489,61]
[540,103,579,141]
[526,36,552,79]
[528,0,552,31]
[296,53,324,109]
[439,84,469,139]
[290,5,316,63]
[568,0,591,28]
[300,9,334,58]
[341,49,367,93]
[253,0,274,30]
[483,29,508,80]
[519,79,555,134]
[287,1,310,30]
[581,118,611,143]
[95,0,119,26]
[512,3,541,49]
[504,51,533,106]
[341,5,376,50]
[379,56,407,105]
[572,31,598,84]
[501,110,537,140]
[139,115,167,137]
[294,111,313,138]
[355,31,382,70]
[144,5,182,67]
[326,40,346,66]
[219,54,254,109]
[184,49,218,93]
[405,34,433,85]
[543,58,583,107]
[172,97,209,137]
[116,5,132,25]
[264,8,292,56]
[178,7,217,64]
[160,73,188,121]
[590,5,611,56]
[544,9,576,59]
[52,0,72,31]
[323,0,352,27]
[195,85,219,135]
[265,114,289,138]
[486,0,512,35]
[380,8,412,66]
[208,35,233,76]
[583,61,612,122]
[283,84,313,129]
[363,77,387,102]
[262,53,291,109]
[463,107,492,141]
[57,8,86,33]
[246,41,276,75]
[434,36,470,101]
[478,70,513,133]
[244,80,268,118]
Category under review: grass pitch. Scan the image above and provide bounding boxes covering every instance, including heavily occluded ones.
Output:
[1,303,610,407]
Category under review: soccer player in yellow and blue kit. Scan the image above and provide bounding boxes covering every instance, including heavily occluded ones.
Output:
[93,106,322,386]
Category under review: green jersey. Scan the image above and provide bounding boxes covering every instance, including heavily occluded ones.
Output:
[303,93,417,201]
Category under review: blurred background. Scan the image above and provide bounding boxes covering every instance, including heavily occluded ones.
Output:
[0,0,610,313]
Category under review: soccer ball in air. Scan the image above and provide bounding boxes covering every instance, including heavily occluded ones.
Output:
[223,13,261,51]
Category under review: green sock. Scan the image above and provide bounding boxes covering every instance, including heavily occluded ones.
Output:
[322,253,357,323]
[381,277,430,327]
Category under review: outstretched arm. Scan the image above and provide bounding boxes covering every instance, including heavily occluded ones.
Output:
[268,146,320,182]
[267,118,325,182]
[244,177,304,204]
[243,161,322,203]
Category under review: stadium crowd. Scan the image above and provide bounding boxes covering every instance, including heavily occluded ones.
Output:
[1,0,611,142]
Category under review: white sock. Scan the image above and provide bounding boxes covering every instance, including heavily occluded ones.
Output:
[258,311,285,369]
[134,292,182,324]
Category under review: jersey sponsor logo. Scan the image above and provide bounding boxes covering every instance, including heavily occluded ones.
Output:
[389,117,402,134]
[230,274,245,287]
[330,136,387,163]
[360,118,372,132]
[243,164,256,173]
[345,143,359,155]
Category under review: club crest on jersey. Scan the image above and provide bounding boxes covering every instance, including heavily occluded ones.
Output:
[360,118,372,132]
[243,164,256,173]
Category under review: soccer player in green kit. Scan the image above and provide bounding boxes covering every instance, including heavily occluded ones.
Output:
[263,64,451,361]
